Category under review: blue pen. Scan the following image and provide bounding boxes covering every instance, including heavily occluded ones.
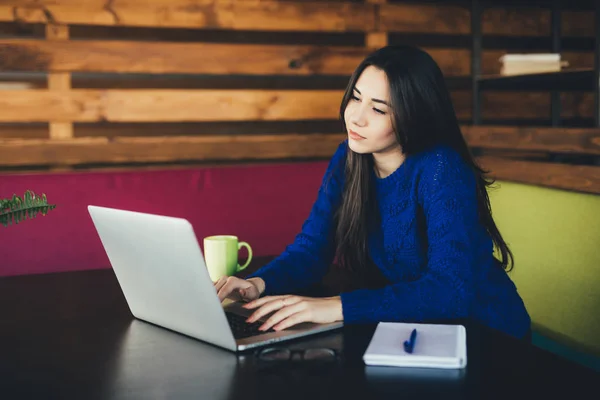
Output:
[403,328,418,354]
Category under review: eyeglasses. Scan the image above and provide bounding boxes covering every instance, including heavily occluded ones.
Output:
[256,347,339,363]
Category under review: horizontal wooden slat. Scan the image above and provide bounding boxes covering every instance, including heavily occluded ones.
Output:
[0,2,592,36]
[380,3,470,35]
[0,40,466,75]
[0,39,592,79]
[478,156,600,195]
[0,89,343,122]
[380,3,592,36]
[561,10,595,37]
[495,94,595,120]
[485,8,593,37]
[0,0,375,32]
[0,40,465,76]
[477,149,552,162]
[0,90,593,124]
[464,126,600,155]
[0,39,369,75]
[3,124,600,153]
[0,133,346,166]
[0,89,593,126]
[449,92,594,120]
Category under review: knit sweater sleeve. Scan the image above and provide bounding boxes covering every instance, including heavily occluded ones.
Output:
[340,149,479,323]
[246,141,347,295]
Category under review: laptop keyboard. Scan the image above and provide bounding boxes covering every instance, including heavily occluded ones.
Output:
[225,312,275,339]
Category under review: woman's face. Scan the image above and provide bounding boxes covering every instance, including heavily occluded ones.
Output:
[343,66,399,155]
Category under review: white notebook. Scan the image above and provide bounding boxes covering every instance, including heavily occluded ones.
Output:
[363,322,467,369]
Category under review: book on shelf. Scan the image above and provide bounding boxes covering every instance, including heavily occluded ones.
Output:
[499,53,569,76]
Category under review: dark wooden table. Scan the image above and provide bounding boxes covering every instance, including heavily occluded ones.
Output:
[1,258,598,400]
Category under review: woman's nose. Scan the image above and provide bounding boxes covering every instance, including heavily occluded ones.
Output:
[349,105,367,127]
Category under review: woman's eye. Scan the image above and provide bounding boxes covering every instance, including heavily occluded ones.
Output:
[351,95,360,101]
[373,108,386,115]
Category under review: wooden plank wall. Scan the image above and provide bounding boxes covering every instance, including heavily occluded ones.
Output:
[0,0,598,194]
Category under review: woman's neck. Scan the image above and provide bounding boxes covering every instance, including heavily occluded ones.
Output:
[372,146,405,179]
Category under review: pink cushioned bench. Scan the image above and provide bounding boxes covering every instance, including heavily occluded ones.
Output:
[0,161,328,277]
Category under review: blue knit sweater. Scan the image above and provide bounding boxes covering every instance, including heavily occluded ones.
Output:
[249,141,531,339]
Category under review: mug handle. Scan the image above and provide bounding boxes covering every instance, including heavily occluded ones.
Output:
[237,241,253,272]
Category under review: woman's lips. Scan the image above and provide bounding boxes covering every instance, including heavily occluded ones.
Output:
[348,129,366,140]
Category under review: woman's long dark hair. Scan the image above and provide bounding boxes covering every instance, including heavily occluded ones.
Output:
[335,45,514,272]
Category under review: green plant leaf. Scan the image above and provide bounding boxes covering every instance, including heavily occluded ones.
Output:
[0,190,56,227]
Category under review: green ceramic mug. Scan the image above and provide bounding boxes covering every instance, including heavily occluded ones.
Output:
[203,235,253,281]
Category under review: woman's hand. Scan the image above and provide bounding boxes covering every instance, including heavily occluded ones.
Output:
[243,295,343,331]
[214,276,265,303]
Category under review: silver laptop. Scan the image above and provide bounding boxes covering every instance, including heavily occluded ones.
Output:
[87,205,343,352]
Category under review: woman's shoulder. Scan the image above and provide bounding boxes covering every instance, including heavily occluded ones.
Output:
[413,144,472,178]
[413,144,464,166]
[412,144,476,196]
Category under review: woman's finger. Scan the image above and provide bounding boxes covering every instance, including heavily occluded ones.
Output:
[217,278,242,302]
[246,296,295,323]
[258,301,306,331]
[244,295,286,309]
[213,277,227,292]
[272,310,311,331]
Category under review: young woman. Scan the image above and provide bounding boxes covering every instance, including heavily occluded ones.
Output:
[214,45,531,339]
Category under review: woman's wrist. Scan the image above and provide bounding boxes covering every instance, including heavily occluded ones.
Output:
[327,296,344,321]
[247,277,266,295]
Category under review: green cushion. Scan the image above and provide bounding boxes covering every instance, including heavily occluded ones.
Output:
[489,181,600,357]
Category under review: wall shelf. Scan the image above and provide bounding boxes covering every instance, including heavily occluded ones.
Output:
[477,69,594,92]
[470,0,600,127]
